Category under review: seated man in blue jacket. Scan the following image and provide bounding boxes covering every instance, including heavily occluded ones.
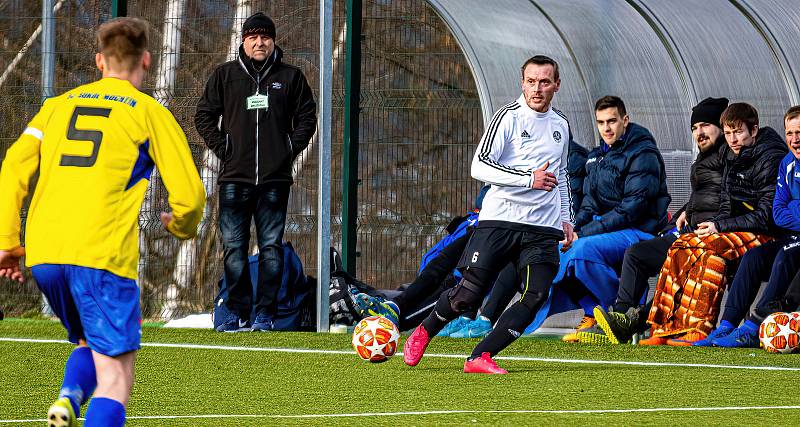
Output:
[695,105,800,347]
[556,96,670,342]
[592,97,729,344]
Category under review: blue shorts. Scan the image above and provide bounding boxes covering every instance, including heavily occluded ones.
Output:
[31,264,142,357]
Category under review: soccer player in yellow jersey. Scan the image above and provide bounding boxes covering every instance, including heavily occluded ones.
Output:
[0,18,205,426]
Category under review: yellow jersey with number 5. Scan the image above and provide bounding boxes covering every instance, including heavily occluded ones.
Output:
[0,77,206,280]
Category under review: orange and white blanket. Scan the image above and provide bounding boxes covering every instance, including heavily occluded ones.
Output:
[648,232,771,337]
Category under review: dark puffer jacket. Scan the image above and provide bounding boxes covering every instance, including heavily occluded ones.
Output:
[568,139,589,214]
[682,134,727,229]
[575,123,671,237]
[712,126,788,235]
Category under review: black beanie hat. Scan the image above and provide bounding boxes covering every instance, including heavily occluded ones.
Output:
[242,12,276,39]
[691,97,729,128]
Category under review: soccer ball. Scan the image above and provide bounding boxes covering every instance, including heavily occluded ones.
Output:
[789,312,800,334]
[351,315,400,362]
[759,312,799,354]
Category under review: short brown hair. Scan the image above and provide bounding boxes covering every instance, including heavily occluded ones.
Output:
[96,17,149,70]
[784,105,800,123]
[594,95,627,117]
[720,102,759,132]
[521,55,559,81]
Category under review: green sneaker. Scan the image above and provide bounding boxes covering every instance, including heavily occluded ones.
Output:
[47,397,75,427]
[594,305,634,344]
[353,293,400,327]
[576,323,610,344]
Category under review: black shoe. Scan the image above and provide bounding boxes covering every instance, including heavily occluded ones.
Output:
[329,275,358,325]
[631,304,650,334]
[593,305,635,344]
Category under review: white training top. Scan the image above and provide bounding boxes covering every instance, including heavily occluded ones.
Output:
[471,95,572,230]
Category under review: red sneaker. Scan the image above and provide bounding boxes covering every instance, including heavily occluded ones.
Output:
[463,352,508,374]
[403,324,431,366]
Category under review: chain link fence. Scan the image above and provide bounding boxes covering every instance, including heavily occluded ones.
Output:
[0,0,483,320]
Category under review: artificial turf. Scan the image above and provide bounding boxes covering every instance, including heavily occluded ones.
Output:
[1,318,799,426]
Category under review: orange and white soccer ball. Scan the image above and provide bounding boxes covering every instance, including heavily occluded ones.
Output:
[789,312,800,333]
[351,315,400,362]
[759,312,800,354]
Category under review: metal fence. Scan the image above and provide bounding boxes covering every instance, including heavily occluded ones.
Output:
[0,0,483,320]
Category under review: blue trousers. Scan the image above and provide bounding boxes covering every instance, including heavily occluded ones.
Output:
[722,236,800,324]
[525,228,653,333]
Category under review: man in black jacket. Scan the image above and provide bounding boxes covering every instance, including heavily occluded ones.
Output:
[195,13,317,332]
[643,103,786,345]
[700,106,800,348]
[593,97,729,344]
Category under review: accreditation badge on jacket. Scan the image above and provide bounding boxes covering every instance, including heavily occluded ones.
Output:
[247,93,269,110]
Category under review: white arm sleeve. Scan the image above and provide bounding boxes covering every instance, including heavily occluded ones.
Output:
[471,108,531,187]
[558,129,573,224]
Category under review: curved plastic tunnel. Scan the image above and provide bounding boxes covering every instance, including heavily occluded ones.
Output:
[427,0,800,210]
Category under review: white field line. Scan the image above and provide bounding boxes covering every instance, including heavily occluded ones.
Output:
[4,406,800,423]
[1,337,799,372]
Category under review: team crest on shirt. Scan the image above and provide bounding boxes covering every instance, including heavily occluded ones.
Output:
[553,130,562,143]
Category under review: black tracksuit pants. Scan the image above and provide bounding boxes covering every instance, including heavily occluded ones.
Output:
[614,234,676,312]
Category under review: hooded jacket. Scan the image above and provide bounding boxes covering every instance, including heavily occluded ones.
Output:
[195,45,317,184]
[575,123,671,237]
[712,126,787,234]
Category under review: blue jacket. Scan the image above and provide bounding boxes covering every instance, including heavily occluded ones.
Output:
[575,123,671,237]
[773,153,800,232]
[568,139,589,214]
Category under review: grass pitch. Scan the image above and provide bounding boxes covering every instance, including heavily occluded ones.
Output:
[1,318,800,426]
